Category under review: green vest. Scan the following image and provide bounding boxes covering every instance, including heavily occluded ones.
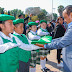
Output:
[28,32,39,52]
[13,34,31,63]
[0,37,19,72]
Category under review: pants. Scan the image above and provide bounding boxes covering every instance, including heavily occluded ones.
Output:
[18,60,30,72]
[57,49,62,63]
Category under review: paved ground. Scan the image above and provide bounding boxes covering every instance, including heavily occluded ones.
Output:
[36,50,63,72]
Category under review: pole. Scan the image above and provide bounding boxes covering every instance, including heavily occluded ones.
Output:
[52,0,53,20]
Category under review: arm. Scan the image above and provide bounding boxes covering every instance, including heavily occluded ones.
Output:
[45,27,72,50]
[28,32,40,40]
[14,36,42,51]
[19,43,42,51]
[37,29,49,36]
[24,14,32,21]
[24,16,29,21]
[0,37,19,53]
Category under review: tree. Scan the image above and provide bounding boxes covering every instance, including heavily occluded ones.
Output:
[58,5,64,16]
[53,13,58,20]
[4,11,8,15]
[8,11,10,15]
[37,12,46,21]
[10,9,24,19]
[41,9,48,15]
[0,7,4,14]
[31,16,39,21]
[25,7,41,15]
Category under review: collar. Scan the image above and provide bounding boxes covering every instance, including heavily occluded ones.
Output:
[68,22,72,28]
[13,31,20,35]
[30,30,37,35]
[0,31,13,41]
[41,28,47,31]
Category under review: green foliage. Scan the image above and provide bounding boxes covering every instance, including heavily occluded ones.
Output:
[41,9,47,15]
[9,9,24,19]
[37,12,46,21]
[58,5,64,16]
[0,7,4,14]
[0,6,58,22]
[31,16,39,21]
[53,13,58,20]
[8,11,10,15]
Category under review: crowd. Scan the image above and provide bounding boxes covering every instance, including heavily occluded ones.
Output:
[0,5,72,72]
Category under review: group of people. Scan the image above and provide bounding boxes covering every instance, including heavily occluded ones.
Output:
[0,5,72,72]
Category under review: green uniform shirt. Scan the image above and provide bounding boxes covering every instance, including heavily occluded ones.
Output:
[28,32,39,52]
[13,34,31,63]
[0,37,19,72]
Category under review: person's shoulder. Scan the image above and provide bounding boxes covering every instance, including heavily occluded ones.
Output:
[28,31,32,35]
[11,34,18,39]
[0,36,3,44]
[56,24,61,28]
[68,25,72,29]
[21,34,26,37]
[0,36,3,40]
[37,28,42,32]
[37,29,41,33]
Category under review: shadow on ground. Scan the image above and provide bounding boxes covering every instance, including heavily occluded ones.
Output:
[46,60,63,72]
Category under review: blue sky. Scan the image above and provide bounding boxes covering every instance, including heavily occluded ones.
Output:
[0,0,72,15]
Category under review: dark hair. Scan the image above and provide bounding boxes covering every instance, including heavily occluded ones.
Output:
[57,16,64,21]
[29,25,32,27]
[26,25,32,36]
[18,14,23,17]
[0,21,5,24]
[49,22,54,29]
[64,5,72,16]
[0,21,5,31]
[0,27,2,31]
[14,23,20,27]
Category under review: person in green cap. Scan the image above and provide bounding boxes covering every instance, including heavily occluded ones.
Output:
[0,14,20,72]
[0,14,41,72]
[27,22,41,72]
[37,20,50,72]
[13,19,42,72]
[13,19,30,72]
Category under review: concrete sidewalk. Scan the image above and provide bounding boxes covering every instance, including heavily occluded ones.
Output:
[36,50,63,72]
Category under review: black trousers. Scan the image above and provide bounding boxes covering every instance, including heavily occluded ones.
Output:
[18,60,30,72]
[57,49,62,63]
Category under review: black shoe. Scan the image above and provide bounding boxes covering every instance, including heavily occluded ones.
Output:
[44,67,50,71]
[41,68,47,72]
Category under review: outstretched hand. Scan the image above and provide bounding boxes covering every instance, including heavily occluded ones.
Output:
[29,14,32,17]
[34,43,44,47]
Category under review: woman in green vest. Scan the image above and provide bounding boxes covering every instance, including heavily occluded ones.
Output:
[13,19,31,72]
[27,22,41,72]
[0,14,20,72]
[0,14,41,72]
[37,20,50,72]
